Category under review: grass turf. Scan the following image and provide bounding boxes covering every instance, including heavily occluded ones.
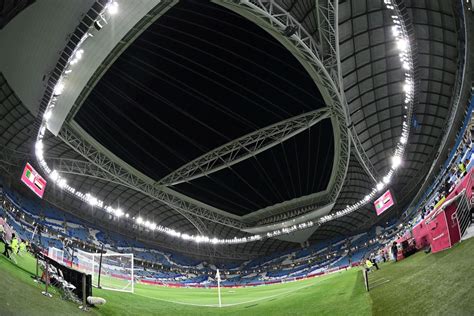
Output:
[0,237,473,315]
[0,244,91,316]
[92,269,370,316]
[368,238,474,315]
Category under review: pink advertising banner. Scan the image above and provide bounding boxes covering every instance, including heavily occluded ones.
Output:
[20,163,47,198]
[374,190,395,216]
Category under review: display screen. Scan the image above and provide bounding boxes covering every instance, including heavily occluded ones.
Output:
[374,189,394,216]
[21,163,47,198]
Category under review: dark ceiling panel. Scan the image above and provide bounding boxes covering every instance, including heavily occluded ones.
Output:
[173,119,334,215]
[75,0,325,180]
[0,0,35,29]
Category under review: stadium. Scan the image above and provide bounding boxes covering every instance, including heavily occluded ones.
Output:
[0,0,473,315]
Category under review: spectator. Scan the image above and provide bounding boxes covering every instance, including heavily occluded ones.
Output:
[391,242,398,262]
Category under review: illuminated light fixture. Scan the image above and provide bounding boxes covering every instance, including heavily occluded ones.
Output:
[65,69,72,74]
[115,208,124,217]
[43,110,52,121]
[376,182,384,191]
[107,1,119,15]
[396,38,408,51]
[49,170,59,181]
[391,155,402,169]
[58,178,67,188]
[136,217,143,224]
[364,195,371,202]
[383,175,391,184]
[403,82,413,93]
[86,194,99,207]
[125,213,129,218]
[35,141,43,151]
[391,26,400,37]
[400,136,407,144]
[75,49,84,60]
[53,81,65,96]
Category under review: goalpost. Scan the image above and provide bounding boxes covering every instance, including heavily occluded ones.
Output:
[74,249,134,293]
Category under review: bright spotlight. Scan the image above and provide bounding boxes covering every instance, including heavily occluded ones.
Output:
[50,170,59,181]
[397,38,408,51]
[391,155,402,169]
[54,82,65,95]
[43,110,52,121]
[376,182,384,191]
[58,178,67,188]
[107,1,119,15]
[115,208,124,217]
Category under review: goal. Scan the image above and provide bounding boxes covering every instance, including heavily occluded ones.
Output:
[48,247,64,264]
[74,249,134,293]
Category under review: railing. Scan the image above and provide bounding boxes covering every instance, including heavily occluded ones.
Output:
[456,193,471,238]
[403,96,474,222]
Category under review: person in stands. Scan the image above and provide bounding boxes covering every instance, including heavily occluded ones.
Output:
[463,158,470,172]
[458,160,466,175]
[391,242,398,262]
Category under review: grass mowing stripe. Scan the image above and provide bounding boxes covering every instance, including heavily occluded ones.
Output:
[135,278,319,308]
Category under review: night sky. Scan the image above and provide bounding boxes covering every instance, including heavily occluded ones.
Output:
[76,0,333,215]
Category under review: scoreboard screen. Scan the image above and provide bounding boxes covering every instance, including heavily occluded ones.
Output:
[374,189,394,216]
[21,163,47,198]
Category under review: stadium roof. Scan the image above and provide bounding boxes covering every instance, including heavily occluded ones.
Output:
[0,0,471,260]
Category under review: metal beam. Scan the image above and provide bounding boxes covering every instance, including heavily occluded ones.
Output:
[56,125,247,229]
[219,0,351,215]
[158,108,331,186]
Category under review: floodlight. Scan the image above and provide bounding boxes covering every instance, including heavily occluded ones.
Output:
[54,82,65,95]
[391,155,402,169]
[107,1,119,15]
[376,182,384,191]
[397,38,408,51]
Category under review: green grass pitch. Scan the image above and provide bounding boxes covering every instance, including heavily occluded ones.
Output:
[1,238,474,315]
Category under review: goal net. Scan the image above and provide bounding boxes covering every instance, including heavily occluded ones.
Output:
[74,249,134,293]
[48,247,64,264]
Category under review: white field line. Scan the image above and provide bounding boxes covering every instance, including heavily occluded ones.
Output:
[134,279,321,308]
